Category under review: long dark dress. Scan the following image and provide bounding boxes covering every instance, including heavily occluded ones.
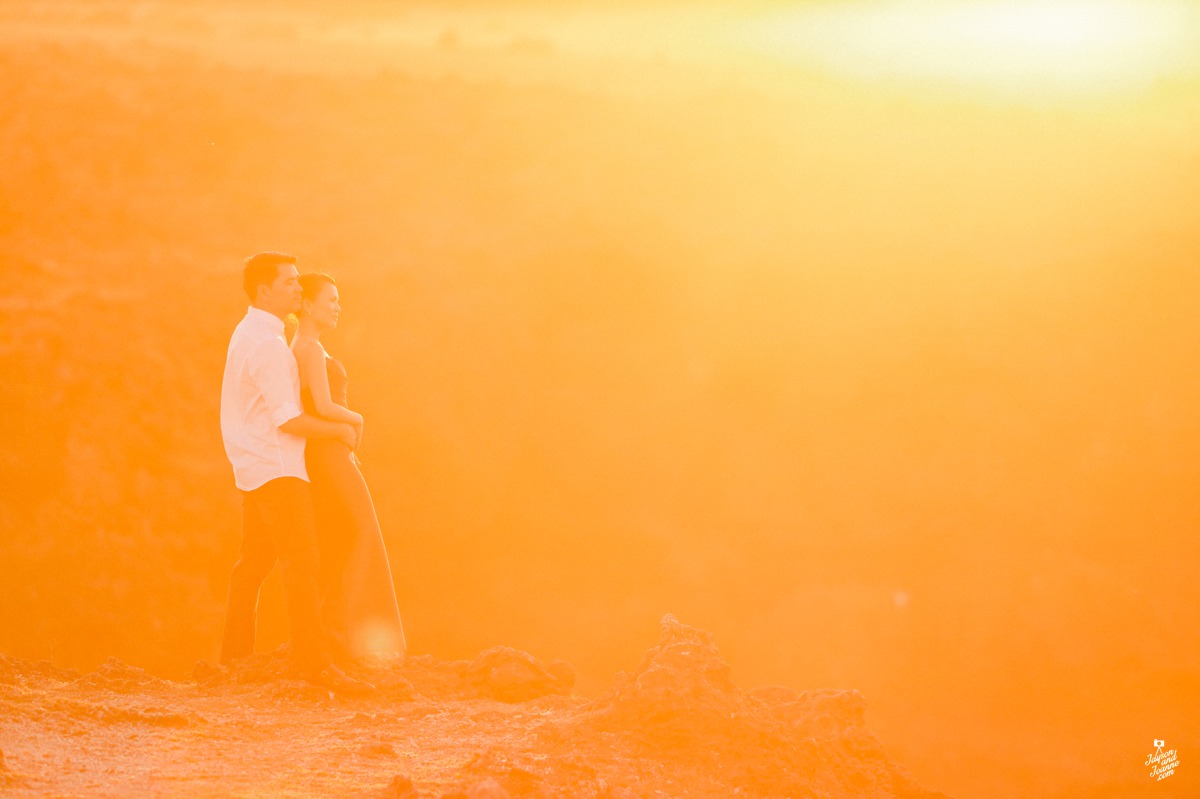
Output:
[302,355,406,662]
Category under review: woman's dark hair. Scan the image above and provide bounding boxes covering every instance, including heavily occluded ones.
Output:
[299,272,337,301]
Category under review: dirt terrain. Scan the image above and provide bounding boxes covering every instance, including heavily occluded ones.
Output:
[0,616,945,799]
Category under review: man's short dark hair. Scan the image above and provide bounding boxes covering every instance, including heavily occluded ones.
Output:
[243,252,298,301]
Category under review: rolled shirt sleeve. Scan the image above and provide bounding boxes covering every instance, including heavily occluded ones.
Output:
[248,338,303,428]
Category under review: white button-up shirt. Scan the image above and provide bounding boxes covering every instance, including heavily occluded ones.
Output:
[220,306,307,491]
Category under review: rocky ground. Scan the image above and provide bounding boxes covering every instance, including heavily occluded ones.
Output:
[0,616,947,798]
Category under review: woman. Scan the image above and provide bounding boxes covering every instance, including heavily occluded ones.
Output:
[292,272,406,664]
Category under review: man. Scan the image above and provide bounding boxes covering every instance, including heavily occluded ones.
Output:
[219,251,372,694]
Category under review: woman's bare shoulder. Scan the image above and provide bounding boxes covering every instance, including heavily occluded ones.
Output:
[292,338,327,366]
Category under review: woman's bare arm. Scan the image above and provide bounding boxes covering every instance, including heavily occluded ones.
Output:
[294,341,364,428]
[279,413,356,450]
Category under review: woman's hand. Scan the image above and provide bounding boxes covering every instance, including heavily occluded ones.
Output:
[353,420,364,452]
[335,423,357,451]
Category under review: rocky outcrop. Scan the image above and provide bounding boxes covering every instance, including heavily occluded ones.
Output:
[579,614,948,799]
[467,646,575,703]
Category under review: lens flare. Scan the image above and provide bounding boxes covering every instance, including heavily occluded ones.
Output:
[742,0,1200,95]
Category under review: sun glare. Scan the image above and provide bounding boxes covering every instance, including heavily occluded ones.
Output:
[742,0,1200,95]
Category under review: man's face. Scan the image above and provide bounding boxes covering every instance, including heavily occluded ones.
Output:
[257,264,302,318]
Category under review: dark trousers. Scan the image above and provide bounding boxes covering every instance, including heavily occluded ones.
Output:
[219,477,327,670]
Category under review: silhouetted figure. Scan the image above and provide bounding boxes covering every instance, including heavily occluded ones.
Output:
[218,252,373,695]
[292,272,406,664]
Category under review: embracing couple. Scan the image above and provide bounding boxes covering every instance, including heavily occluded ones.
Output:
[218,252,405,694]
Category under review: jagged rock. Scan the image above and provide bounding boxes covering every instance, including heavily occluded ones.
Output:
[586,613,752,731]
[467,646,567,702]
[361,742,397,757]
[16,659,78,682]
[465,777,510,799]
[752,685,868,737]
[580,614,945,799]
[226,645,296,685]
[545,659,575,691]
[191,660,226,686]
[360,666,417,703]
[457,749,547,797]
[399,654,473,700]
[381,773,420,798]
[74,657,158,693]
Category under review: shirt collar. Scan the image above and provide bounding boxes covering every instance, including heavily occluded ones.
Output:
[246,306,286,336]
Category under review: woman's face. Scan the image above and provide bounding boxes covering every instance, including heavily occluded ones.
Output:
[303,282,340,331]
